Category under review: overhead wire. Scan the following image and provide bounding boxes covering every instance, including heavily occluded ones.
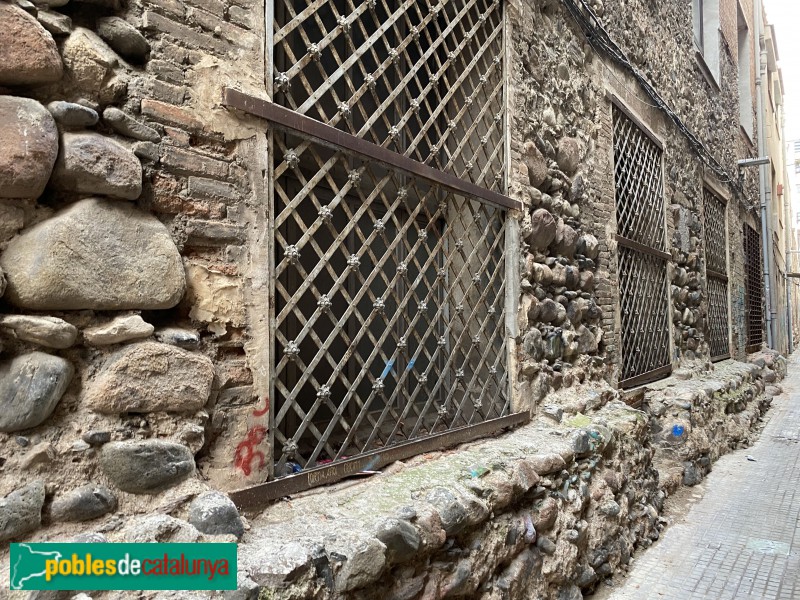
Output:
[559,0,745,193]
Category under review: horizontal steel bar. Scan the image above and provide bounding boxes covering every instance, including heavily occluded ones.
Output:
[222,88,522,212]
[229,411,530,512]
[707,268,729,282]
[620,364,672,389]
[711,353,731,363]
[615,234,671,261]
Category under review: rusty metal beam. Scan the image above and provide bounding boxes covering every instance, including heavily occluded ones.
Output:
[222,88,522,213]
[615,234,671,262]
[706,268,729,282]
[229,411,529,512]
[619,364,673,390]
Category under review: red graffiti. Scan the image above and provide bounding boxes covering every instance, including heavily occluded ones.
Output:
[252,396,270,417]
[234,425,267,476]
[233,396,271,475]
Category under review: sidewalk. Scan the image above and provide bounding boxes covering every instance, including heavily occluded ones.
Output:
[603,355,800,600]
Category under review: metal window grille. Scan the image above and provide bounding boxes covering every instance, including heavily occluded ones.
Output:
[707,277,730,359]
[273,134,510,474]
[243,0,518,494]
[703,188,730,361]
[272,0,505,192]
[612,104,671,387]
[743,223,764,351]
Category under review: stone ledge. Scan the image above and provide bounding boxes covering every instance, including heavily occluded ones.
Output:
[189,355,783,600]
[235,398,643,598]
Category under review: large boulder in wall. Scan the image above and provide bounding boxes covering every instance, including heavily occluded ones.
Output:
[0,198,186,311]
[0,4,63,86]
[0,96,59,199]
[50,132,143,200]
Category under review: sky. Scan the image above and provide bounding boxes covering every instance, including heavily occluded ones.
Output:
[764,0,800,141]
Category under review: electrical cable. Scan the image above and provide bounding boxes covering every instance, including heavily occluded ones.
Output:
[559,0,745,193]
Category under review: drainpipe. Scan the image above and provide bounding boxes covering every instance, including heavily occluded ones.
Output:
[754,0,775,349]
[781,183,793,352]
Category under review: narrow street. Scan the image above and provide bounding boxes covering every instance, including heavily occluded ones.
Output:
[602,354,800,600]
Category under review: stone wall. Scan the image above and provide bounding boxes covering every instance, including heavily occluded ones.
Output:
[508,0,765,409]
[0,0,271,550]
[229,354,783,600]
[0,0,785,596]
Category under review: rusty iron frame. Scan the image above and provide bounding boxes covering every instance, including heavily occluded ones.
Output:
[229,411,528,511]
[615,234,671,261]
[744,222,764,352]
[612,105,672,389]
[703,187,731,362]
[620,364,674,390]
[224,89,520,212]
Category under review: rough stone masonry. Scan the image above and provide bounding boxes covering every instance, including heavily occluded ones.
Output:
[0,0,787,598]
[0,0,269,566]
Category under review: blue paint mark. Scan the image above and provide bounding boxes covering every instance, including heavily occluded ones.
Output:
[672,424,685,437]
[381,358,395,379]
[406,357,416,371]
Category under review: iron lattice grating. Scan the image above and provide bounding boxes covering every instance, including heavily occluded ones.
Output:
[612,104,671,385]
[612,105,666,250]
[743,223,764,349]
[707,276,730,360]
[617,246,671,383]
[703,188,730,360]
[272,132,509,474]
[272,0,505,193]
[703,188,727,275]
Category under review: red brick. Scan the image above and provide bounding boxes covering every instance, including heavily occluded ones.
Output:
[148,173,225,217]
[188,176,240,202]
[163,126,191,146]
[142,10,228,55]
[141,97,202,132]
[160,146,229,179]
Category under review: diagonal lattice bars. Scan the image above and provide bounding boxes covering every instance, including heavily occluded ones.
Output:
[743,224,764,350]
[617,247,671,383]
[703,189,730,360]
[707,277,730,360]
[703,189,727,275]
[612,106,666,250]
[272,0,505,193]
[612,105,671,386]
[273,132,509,473]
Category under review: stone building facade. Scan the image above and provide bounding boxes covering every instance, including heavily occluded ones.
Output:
[0,0,794,597]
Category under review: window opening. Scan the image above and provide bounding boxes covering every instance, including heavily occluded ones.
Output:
[612,104,672,387]
[743,223,764,351]
[703,188,730,361]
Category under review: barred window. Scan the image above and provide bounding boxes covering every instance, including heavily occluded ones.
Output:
[703,188,730,361]
[272,0,505,192]
[612,104,672,387]
[257,0,518,490]
[743,223,764,351]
